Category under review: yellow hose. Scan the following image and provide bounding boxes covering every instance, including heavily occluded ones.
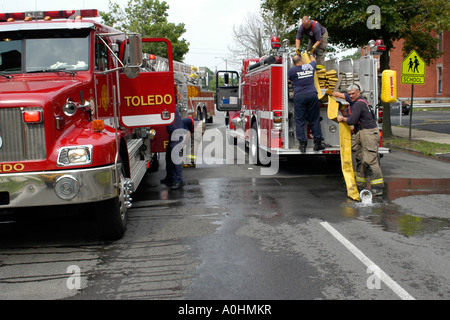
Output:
[301,52,324,100]
[327,95,360,201]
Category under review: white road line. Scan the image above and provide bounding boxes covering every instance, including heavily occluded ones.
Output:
[320,221,415,300]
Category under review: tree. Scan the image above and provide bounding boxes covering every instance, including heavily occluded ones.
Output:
[100,0,189,61]
[261,0,450,137]
[228,9,289,67]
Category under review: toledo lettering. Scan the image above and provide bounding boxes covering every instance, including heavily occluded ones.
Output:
[124,94,173,107]
[0,163,25,172]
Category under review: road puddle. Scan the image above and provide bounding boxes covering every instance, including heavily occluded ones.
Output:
[341,178,450,237]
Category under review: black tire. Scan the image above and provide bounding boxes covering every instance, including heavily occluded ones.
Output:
[96,162,128,240]
[196,108,203,122]
[227,131,237,145]
[204,107,213,123]
[250,122,260,165]
[147,153,160,173]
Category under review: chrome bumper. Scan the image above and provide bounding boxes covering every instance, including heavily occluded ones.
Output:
[0,165,118,208]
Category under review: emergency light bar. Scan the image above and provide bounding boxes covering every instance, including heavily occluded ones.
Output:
[0,9,99,22]
[271,36,281,49]
[369,39,386,55]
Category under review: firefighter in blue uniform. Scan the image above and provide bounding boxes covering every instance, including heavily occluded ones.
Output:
[161,107,185,190]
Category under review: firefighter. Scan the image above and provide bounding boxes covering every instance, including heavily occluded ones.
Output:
[161,108,185,190]
[336,85,384,196]
[327,86,362,175]
[288,53,326,153]
[295,16,328,66]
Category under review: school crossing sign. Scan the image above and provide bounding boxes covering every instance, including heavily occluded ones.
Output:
[401,50,425,85]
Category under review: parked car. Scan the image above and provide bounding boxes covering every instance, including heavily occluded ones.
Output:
[391,99,410,115]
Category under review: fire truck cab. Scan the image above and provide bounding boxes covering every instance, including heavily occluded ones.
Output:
[0,10,177,239]
[216,37,388,164]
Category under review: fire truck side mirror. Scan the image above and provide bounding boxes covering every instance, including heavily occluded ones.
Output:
[215,70,241,112]
[124,33,143,79]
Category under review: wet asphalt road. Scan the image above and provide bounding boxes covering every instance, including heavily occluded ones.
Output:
[0,112,450,301]
[391,109,450,134]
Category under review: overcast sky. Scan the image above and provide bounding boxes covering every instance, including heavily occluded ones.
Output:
[1,0,264,70]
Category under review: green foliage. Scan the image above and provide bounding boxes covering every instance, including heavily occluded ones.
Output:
[100,0,189,61]
[384,136,450,156]
[342,49,362,61]
[262,0,449,138]
[262,0,450,66]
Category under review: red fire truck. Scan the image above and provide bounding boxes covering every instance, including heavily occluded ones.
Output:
[216,37,389,164]
[0,9,177,239]
[143,54,214,122]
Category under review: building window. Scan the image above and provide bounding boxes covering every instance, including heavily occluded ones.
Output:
[437,65,443,94]
[438,32,443,52]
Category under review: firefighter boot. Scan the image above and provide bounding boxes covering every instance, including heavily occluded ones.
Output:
[299,141,307,154]
[314,139,326,151]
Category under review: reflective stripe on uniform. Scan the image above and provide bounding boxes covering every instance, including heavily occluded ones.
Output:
[370,178,384,185]
[355,176,368,183]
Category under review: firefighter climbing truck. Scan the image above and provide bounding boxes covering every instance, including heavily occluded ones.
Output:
[0,10,177,239]
[144,54,215,123]
[216,37,389,163]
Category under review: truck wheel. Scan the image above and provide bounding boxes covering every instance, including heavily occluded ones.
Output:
[227,131,237,145]
[96,162,128,240]
[147,153,160,173]
[196,108,203,122]
[250,122,260,165]
[204,107,212,123]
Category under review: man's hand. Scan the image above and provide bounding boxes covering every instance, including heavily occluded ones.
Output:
[310,46,316,53]
[325,89,333,96]
[296,48,301,55]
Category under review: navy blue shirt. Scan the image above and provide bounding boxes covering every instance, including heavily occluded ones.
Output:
[167,108,184,134]
[296,20,326,42]
[288,61,317,95]
[182,117,195,132]
[346,98,377,130]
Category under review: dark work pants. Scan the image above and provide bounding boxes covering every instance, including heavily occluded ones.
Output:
[165,135,183,184]
[294,91,323,142]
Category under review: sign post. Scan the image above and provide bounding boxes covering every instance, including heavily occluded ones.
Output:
[401,50,425,141]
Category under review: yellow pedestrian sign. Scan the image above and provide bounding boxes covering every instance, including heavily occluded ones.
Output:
[401,50,425,85]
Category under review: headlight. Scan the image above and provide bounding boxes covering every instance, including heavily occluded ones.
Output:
[57,145,93,166]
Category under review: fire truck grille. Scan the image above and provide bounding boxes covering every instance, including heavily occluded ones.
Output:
[0,108,47,162]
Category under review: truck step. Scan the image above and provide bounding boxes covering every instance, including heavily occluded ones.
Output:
[127,139,148,191]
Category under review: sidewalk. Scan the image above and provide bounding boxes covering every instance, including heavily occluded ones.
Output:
[390,126,450,161]
[391,126,450,145]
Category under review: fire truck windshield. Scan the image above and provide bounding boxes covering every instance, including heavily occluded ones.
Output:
[0,31,90,75]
